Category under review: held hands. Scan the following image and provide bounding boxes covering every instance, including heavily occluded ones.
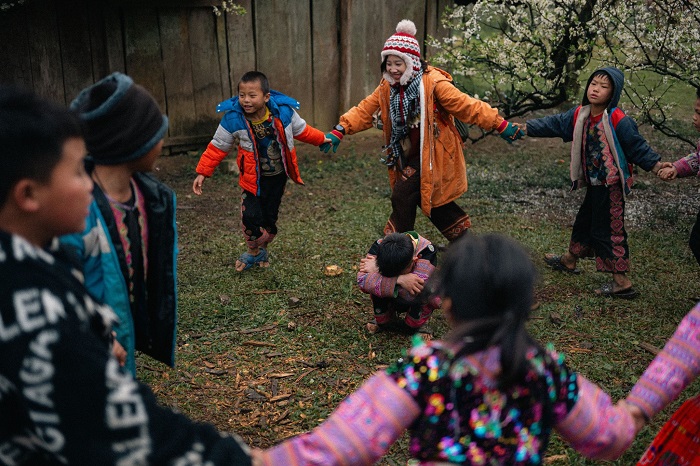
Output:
[497,121,526,143]
[319,127,344,154]
[656,162,676,180]
[617,400,647,435]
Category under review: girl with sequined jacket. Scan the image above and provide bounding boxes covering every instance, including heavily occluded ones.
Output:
[254,234,637,465]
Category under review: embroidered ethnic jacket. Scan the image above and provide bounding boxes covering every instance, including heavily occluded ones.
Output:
[339,66,505,216]
[357,231,437,301]
[196,91,326,195]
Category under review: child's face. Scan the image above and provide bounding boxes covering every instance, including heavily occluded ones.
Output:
[693,97,700,133]
[587,74,613,108]
[385,55,407,82]
[238,80,270,120]
[35,137,93,240]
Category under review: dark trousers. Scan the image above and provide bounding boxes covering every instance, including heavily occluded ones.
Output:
[689,209,700,266]
[569,184,629,273]
[384,166,470,242]
[241,173,287,249]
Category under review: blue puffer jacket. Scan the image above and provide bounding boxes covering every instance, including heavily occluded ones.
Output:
[61,172,178,375]
[527,66,661,195]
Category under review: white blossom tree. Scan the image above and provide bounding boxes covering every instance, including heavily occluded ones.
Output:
[598,0,699,144]
[431,0,700,145]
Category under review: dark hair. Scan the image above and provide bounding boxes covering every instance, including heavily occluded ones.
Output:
[380,56,428,74]
[238,71,270,95]
[376,233,415,277]
[0,86,82,207]
[696,87,700,99]
[429,233,540,387]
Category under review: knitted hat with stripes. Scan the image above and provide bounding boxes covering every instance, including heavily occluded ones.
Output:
[381,19,421,85]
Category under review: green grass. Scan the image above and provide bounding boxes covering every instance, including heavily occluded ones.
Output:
[140,127,700,464]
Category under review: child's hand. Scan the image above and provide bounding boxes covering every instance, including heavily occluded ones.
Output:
[320,127,344,154]
[618,400,647,435]
[658,166,677,180]
[111,332,127,367]
[192,174,206,195]
[397,273,424,296]
[497,121,526,143]
[359,255,378,274]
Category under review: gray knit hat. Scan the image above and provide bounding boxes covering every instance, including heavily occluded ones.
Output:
[70,72,168,165]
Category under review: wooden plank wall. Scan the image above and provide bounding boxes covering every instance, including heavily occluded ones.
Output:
[0,0,453,150]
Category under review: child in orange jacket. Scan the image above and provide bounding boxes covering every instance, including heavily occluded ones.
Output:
[321,19,524,242]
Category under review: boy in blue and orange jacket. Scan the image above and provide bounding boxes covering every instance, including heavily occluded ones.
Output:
[525,67,663,299]
[193,71,329,272]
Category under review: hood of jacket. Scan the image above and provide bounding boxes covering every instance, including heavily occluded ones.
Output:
[215,90,300,115]
[582,66,624,110]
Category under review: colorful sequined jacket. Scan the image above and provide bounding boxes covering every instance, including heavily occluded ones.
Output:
[259,336,636,465]
[60,173,178,376]
[627,303,700,421]
[195,91,326,195]
[526,67,661,197]
[357,231,437,302]
[671,138,700,178]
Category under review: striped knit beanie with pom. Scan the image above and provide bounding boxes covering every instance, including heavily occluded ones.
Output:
[381,19,421,85]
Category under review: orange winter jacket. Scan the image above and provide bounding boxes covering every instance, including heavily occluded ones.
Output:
[339,66,504,216]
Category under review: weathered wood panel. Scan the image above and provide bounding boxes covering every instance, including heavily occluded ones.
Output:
[123,7,167,112]
[0,5,32,89]
[101,5,126,75]
[425,0,453,60]
[340,0,429,111]
[57,2,95,104]
[255,0,314,124]
[160,9,197,139]
[26,0,64,103]
[188,8,225,135]
[225,0,255,95]
[311,0,340,129]
[0,0,455,148]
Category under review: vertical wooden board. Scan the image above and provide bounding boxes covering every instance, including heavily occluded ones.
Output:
[215,12,231,98]
[26,0,63,103]
[0,5,32,88]
[188,8,224,135]
[311,0,340,128]
[225,0,255,87]
[123,7,167,113]
[343,0,430,109]
[159,8,196,138]
[103,6,126,75]
[345,0,386,109]
[254,0,313,121]
[425,0,453,60]
[57,0,95,104]
[87,4,109,81]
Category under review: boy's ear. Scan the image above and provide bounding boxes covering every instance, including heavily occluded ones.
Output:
[264,92,270,103]
[11,179,41,213]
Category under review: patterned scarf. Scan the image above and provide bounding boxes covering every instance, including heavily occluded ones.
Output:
[385,70,423,166]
